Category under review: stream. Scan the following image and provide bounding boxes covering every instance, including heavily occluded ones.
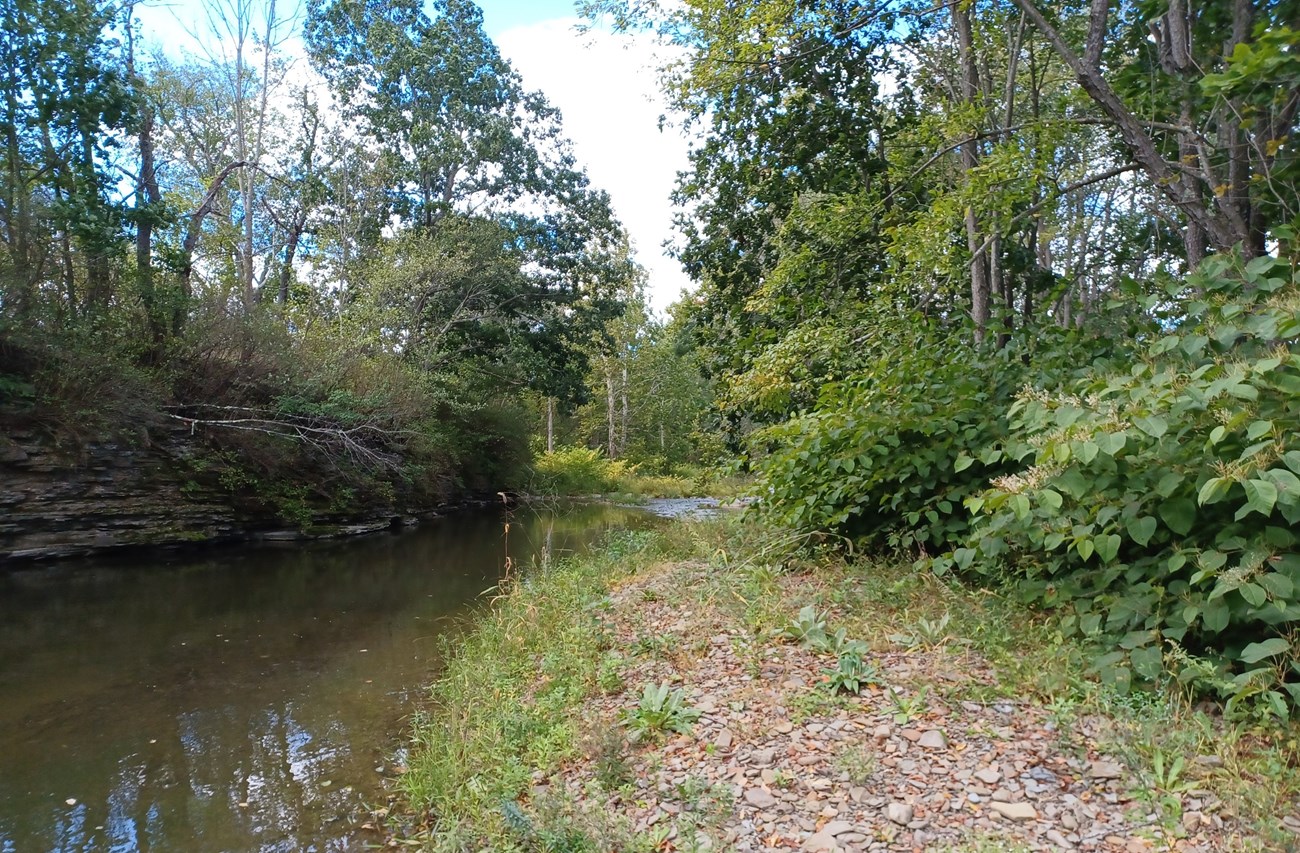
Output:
[0,501,675,852]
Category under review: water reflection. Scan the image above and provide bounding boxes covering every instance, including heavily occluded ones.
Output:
[0,503,650,852]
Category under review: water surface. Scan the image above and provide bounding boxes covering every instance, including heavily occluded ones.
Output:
[0,503,651,852]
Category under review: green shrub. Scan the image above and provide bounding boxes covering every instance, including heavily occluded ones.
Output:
[531,446,629,495]
[945,253,1300,717]
[754,326,1128,551]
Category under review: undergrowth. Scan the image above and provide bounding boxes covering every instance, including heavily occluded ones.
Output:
[400,525,699,849]
[396,515,1298,850]
[528,445,750,499]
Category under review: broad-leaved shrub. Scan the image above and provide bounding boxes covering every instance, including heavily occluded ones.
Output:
[754,327,1127,551]
[944,254,1300,716]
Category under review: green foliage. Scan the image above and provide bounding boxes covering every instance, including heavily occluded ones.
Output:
[886,685,928,725]
[401,531,666,837]
[949,254,1300,714]
[824,650,880,695]
[620,682,702,742]
[531,446,629,495]
[754,323,1129,550]
[778,605,829,648]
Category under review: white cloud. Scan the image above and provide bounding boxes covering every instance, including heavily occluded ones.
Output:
[495,18,696,313]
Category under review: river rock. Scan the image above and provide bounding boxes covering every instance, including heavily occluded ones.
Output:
[990,801,1038,821]
[1089,760,1124,779]
[744,787,778,809]
[886,802,913,825]
[917,729,947,749]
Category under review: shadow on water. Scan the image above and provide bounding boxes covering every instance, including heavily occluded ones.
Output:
[0,502,654,852]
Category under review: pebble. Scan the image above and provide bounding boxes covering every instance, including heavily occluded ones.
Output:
[917,729,947,749]
[542,560,1258,853]
[802,831,839,851]
[1045,828,1074,847]
[885,802,913,825]
[1088,760,1124,779]
[989,801,1038,821]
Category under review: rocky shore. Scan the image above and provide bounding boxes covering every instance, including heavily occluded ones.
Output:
[0,427,470,562]
[541,558,1264,852]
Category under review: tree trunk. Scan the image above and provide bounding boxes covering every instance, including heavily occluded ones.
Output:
[953,2,991,343]
[546,397,554,454]
[1013,0,1248,255]
[605,366,617,459]
[620,360,629,453]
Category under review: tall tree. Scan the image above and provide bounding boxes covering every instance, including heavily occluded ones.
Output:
[0,0,133,322]
[1012,0,1300,262]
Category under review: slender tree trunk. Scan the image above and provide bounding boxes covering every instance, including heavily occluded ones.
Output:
[605,366,617,459]
[546,397,554,454]
[620,360,629,454]
[277,208,306,305]
[954,2,991,343]
[1013,0,1246,254]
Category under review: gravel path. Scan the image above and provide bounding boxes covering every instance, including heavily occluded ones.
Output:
[543,559,1277,852]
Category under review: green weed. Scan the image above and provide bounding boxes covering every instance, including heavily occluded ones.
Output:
[621,682,702,742]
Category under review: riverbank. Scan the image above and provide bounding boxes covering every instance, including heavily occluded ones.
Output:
[393,517,1299,852]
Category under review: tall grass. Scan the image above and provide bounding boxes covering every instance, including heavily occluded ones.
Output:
[400,528,676,842]
[528,446,753,499]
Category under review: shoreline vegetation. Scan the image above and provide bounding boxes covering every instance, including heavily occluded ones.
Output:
[390,516,1299,853]
[15,467,1295,849]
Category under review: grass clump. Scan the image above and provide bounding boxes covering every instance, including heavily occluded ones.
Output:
[399,528,672,845]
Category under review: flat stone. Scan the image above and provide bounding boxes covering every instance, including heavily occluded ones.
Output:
[750,748,776,766]
[820,820,855,836]
[715,729,734,750]
[886,802,913,825]
[744,788,778,809]
[974,767,1001,785]
[1045,829,1075,848]
[1089,760,1124,779]
[917,729,947,749]
[802,831,839,852]
[989,801,1038,821]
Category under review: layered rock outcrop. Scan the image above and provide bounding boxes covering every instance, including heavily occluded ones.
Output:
[0,428,421,562]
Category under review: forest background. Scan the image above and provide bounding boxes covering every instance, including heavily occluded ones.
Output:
[2,0,1300,714]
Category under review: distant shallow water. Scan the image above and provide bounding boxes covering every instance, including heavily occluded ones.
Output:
[627,496,753,519]
[0,503,654,853]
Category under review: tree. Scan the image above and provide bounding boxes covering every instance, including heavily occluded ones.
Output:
[306,0,632,402]
[0,0,133,322]
[1012,0,1300,262]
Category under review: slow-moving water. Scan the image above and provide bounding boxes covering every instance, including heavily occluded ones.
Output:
[0,503,653,852]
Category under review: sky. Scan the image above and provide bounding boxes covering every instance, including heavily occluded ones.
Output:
[135,0,696,312]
